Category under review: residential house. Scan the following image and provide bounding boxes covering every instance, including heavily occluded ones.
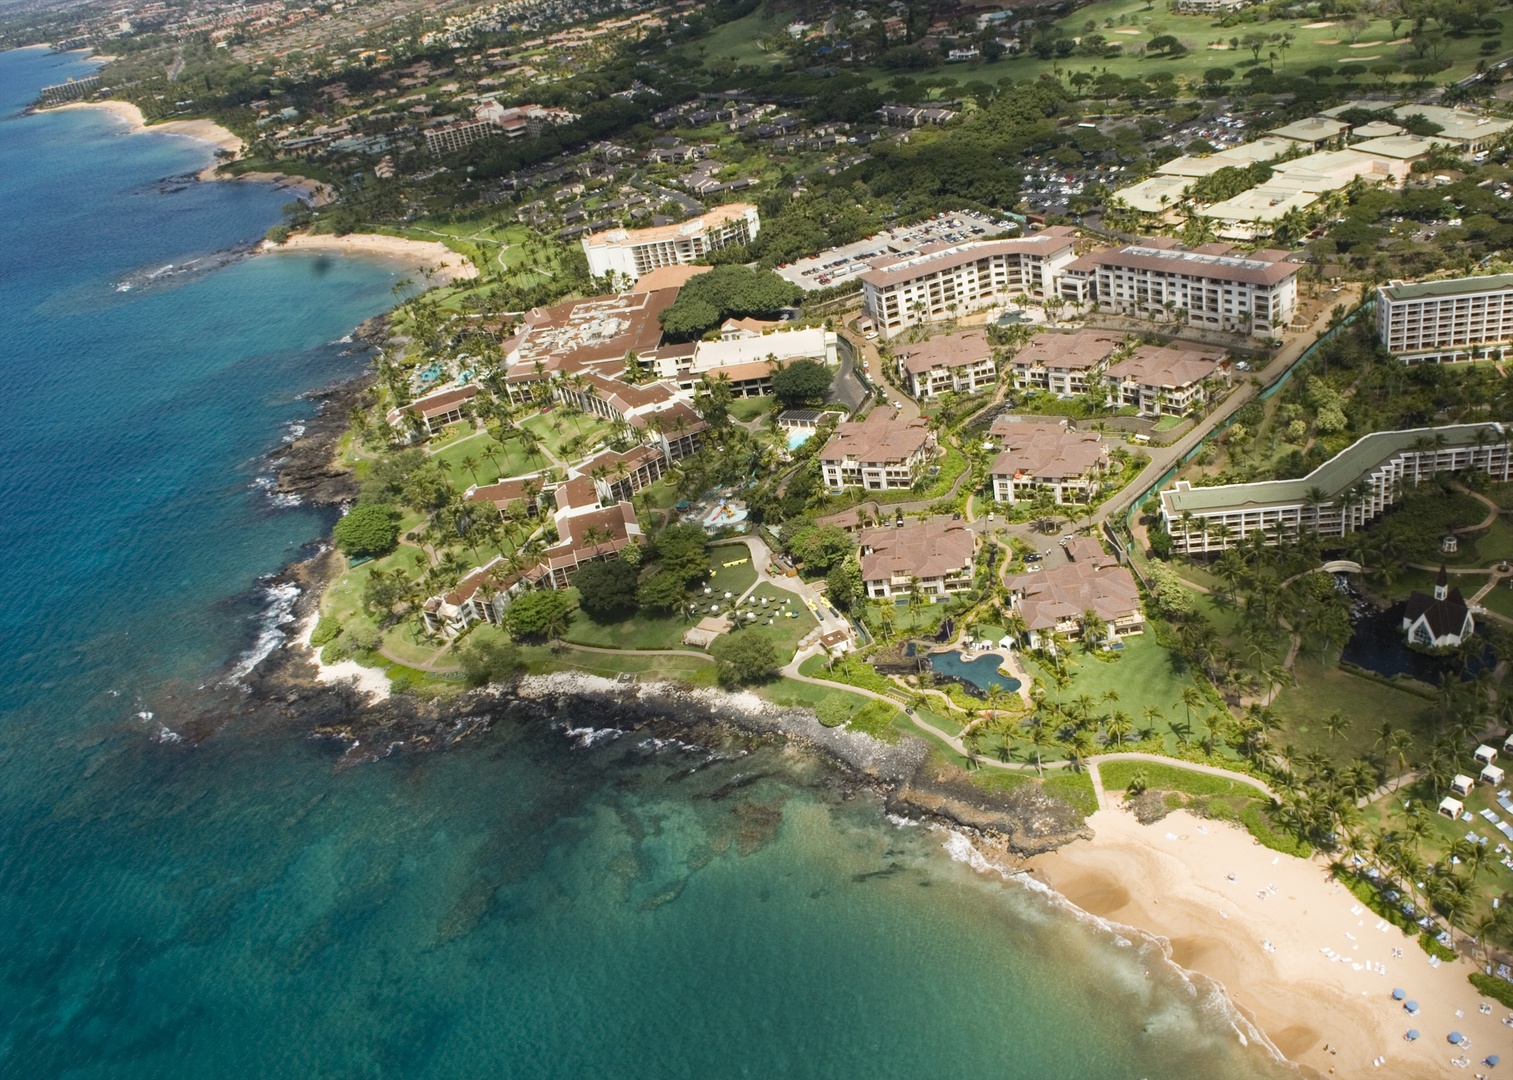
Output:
[1008,537,1144,649]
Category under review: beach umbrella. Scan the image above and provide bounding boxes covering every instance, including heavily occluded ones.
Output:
[1449,1032,1465,1045]
[1487,1055,1500,1067]
[1405,1001,1420,1015]
[1406,1030,1420,1042]
[1392,988,1406,1000]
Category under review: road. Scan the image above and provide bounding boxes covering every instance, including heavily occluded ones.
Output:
[1092,289,1361,530]
[827,333,871,413]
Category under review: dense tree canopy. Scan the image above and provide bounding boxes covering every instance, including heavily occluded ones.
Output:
[505,590,573,642]
[573,557,640,619]
[460,638,523,686]
[659,266,802,340]
[333,503,399,558]
[710,632,779,687]
[770,358,832,408]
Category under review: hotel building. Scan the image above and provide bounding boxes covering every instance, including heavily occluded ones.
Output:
[1376,275,1513,364]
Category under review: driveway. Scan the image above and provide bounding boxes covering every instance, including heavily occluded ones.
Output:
[827,332,871,413]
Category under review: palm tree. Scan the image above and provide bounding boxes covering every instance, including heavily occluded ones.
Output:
[1181,685,1204,730]
[1025,715,1056,776]
[1322,711,1351,745]
[1106,709,1135,747]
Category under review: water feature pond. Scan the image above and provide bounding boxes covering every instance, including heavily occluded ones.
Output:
[1340,601,1494,683]
[925,650,1021,697]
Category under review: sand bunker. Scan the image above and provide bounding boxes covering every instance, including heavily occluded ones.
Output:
[1338,55,1381,62]
[1302,20,1336,28]
[1207,43,1230,49]
[1350,40,1384,47]
[1114,27,1142,34]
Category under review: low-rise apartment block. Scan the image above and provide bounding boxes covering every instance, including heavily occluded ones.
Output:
[988,419,1109,504]
[1376,275,1513,364]
[860,230,1077,339]
[1159,423,1512,554]
[1008,329,1125,397]
[1104,344,1228,418]
[1008,537,1144,649]
[818,409,937,492]
[859,520,976,599]
[893,330,997,399]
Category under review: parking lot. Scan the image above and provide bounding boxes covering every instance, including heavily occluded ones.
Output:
[774,210,1019,292]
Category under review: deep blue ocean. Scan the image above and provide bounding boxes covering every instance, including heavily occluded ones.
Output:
[0,47,1293,1079]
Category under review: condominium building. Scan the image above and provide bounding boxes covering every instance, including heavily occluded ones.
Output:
[859,230,1077,340]
[859,520,976,599]
[1376,275,1513,364]
[1008,329,1126,397]
[988,419,1109,504]
[581,204,761,283]
[424,120,497,155]
[818,409,936,492]
[1159,423,1512,554]
[893,330,997,399]
[1007,537,1144,650]
[1103,344,1228,418]
[1089,242,1300,337]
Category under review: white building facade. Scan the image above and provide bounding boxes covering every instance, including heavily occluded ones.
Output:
[1091,245,1300,338]
[1376,274,1513,364]
[581,205,761,283]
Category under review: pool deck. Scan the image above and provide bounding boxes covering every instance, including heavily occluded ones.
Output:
[930,642,1033,706]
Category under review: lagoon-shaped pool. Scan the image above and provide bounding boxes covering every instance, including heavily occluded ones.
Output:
[926,650,1021,696]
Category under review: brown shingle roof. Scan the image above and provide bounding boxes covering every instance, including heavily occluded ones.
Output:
[990,425,1106,482]
[1094,244,1301,286]
[858,521,975,584]
[1106,344,1226,389]
[1009,329,1124,372]
[1010,558,1141,631]
[895,330,993,374]
[819,409,933,465]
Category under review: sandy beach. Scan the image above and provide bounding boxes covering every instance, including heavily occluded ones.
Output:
[294,610,391,703]
[265,232,478,284]
[53,99,245,153]
[1026,808,1512,1079]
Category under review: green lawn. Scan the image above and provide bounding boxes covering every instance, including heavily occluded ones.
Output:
[707,540,759,597]
[1442,518,1513,568]
[729,395,777,423]
[1026,633,1221,755]
[1099,759,1255,797]
[520,411,613,462]
[429,425,538,486]
[561,594,695,651]
[517,644,717,683]
[1477,581,1513,620]
[1269,658,1431,764]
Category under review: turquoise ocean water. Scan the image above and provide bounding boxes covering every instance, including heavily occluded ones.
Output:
[0,47,1294,1079]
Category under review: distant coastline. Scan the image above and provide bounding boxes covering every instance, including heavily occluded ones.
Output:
[263,232,478,285]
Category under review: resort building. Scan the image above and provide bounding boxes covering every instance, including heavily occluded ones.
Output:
[572,444,668,504]
[1158,422,1513,554]
[1388,104,1513,154]
[818,409,937,492]
[1376,275,1513,364]
[1267,117,1350,150]
[388,384,480,436]
[580,204,761,284]
[859,230,1077,339]
[1007,329,1125,397]
[421,556,528,638]
[466,473,549,519]
[1007,537,1144,650]
[1087,242,1300,338]
[502,288,680,400]
[893,330,997,399]
[1402,568,1475,648]
[988,420,1109,505]
[858,520,976,599]
[1103,344,1228,418]
[648,326,837,396]
[553,372,707,459]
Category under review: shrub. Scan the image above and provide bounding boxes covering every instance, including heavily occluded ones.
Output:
[710,633,779,687]
[459,638,523,687]
[389,671,415,694]
[816,695,853,727]
[1419,932,1457,963]
[1469,972,1513,1009]
[310,616,342,647]
[1239,804,1313,858]
[846,699,901,741]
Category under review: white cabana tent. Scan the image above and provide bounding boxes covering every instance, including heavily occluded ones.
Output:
[1475,744,1498,765]
[1451,773,1476,796]
[1440,796,1464,819]
[1482,764,1505,786]
[998,635,1015,650]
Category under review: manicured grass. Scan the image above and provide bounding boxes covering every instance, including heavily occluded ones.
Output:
[1269,658,1431,765]
[1044,772,1099,817]
[759,677,869,711]
[1152,415,1186,432]
[517,644,717,683]
[735,582,819,662]
[1444,518,1513,568]
[519,410,614,461]
[1026,634,1222,756]
[1477,581,1513,620]
[562,595,695,651]
[429,426,537,485]
[729,395,776,423]
[1099,759,1254,797]
[707,540,759,597]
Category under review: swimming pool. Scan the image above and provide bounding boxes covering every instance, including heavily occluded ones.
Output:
[787,430,813,450]
[926,650,1021,696]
